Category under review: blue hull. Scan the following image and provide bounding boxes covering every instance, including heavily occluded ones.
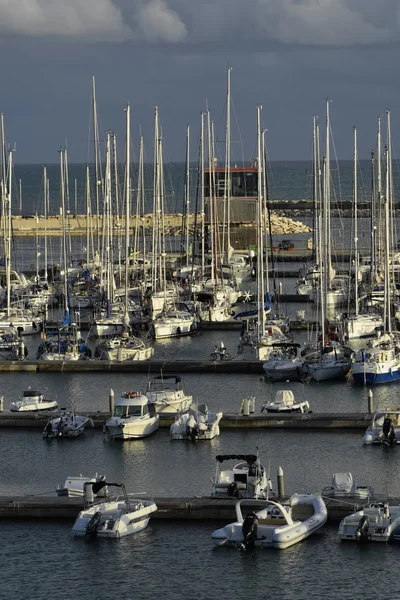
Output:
[352,370,400,385]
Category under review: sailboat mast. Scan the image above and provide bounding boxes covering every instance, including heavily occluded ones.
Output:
[377,116,383,275]
[256,105,265,339]
[152,107,159,291]
[200,112,205,278]
[92,76,101,254]
[43,166,48,282]
[85,165,91,266]
[124,104,131,320]
[325,98,331,289]
[207,110,215,285]
[384,144,391,333]
[59,148,68,315]
[6,148,12,317]
[353,127,358,315]
[184,124,190,266]
[223,66,232,261]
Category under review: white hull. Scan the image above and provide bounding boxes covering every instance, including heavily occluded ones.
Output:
[339,503,400,542]
[212,494,327,549]
[72,499,157,538]
[104,347,154,361]
[153,319,197,339]
[90,324,125,337]
[342,315,384,341]
[105,416,159,440]
[304,360,351,382]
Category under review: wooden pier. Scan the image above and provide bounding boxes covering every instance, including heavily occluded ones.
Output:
[0,494,373,523]
[0,411,373,430]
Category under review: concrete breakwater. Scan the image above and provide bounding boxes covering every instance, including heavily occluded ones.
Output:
[10,212,311,237]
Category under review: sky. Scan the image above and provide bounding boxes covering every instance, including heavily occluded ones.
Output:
[0,0,400,164]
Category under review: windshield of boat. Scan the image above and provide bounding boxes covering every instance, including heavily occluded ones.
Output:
[114,405,143,417]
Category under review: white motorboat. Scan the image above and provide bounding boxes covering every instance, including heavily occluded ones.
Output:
[322,473,374,501]
[260,390,310,414]
[341,313,384,341]
[170,404,223,440]
[362,410,400,446]
[210,453,272,500]
[10,389,58,412]
[104,392,159,440]
[43,412,94,439]
[146,374,193,414]
[72,482,157,539]
[338,502,400,542]
[211,494,327,550]
[56,474,107,497]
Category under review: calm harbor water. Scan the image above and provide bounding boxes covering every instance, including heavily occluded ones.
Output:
[5,161,400,599]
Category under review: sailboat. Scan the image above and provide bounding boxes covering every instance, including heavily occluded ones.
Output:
[351,111,400,384]
[303,102,352,382]
[37,148,88,361]
[341,127,383,341]
[150,108,198,339]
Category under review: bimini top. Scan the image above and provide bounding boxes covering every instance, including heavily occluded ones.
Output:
[216,454,258,465]
[117,393,149,407]
[152,375,182,384]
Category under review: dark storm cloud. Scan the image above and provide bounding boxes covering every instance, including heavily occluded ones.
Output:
[0,0,399,46]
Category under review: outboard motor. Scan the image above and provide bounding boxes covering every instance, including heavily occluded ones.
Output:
[355,515,370,542]
[241,512,258,551]
[85,511,102,539]
[227,482,240,498]
[382,418,395,447]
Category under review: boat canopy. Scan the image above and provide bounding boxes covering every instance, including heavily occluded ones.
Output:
[118,393,149,406]
[216,454,258,465]
[23,390,42,397]
[152,375,181,384]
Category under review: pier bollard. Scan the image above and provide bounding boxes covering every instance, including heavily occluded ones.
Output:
[279,282,283,295]
[277,466,285,498]
[249,396,256,413]
[368,389,373,413]
[109,389,115,414]
[243,398,250,416]
[0,396,3,412]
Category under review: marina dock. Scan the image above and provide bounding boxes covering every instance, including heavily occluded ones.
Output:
[0,411,372,430]
[0,494,373,523]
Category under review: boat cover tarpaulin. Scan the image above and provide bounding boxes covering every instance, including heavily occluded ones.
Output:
[331,473,353,492]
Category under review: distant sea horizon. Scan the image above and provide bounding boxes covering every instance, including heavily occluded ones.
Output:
[7,159,395,217]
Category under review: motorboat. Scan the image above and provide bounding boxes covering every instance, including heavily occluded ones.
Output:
[10,389,58,412]
[56,474,107,497]
[104,392,159,440]
[210,453,272,500]
[72,482,157,539]
[170,404,223,440]
[260,390,310,414]
[338,502,400,542]
[146,374,193,414]
[43,412,94,439]
[362,410,400,446]
[322,473,374,501]
[211,494,327,550]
